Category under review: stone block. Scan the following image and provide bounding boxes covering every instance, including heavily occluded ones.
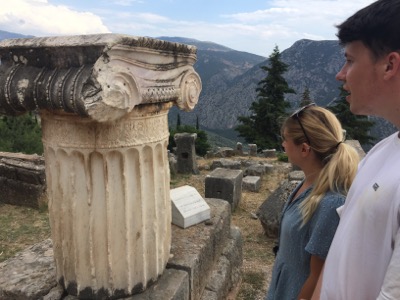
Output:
[235,142,243,156]
[245,163,273,177]
[0,178,47,209]
[201,226,243,300]
[224,227,243,288]
[240,159,258,168]
[245,164,264,176]
[214,147,235,158]
[204,151,215,159]
[131,269,189,300]
[0,164,17,180]
[248,144,257,156]
[210,159,241,170]
[0,153,46,209]
[242,176,261,192]
[205,168,243,211]
[168,198,231,300]
[288,170,305,181]
[262,149,277,158]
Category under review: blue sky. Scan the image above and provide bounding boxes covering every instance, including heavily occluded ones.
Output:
[1,0,375,57]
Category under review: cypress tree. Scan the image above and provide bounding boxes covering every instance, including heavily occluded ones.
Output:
[329,87,375,146]
[236,46,295,150]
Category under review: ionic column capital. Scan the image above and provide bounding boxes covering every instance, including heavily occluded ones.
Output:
[0,34,202,121]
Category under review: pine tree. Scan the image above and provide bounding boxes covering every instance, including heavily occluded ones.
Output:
[235,46,295,150]
[299,86,313,107]
[328,87,375,146]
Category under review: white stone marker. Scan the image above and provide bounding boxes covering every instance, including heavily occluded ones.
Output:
[170,185,211,229]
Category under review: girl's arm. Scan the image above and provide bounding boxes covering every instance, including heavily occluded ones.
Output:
[297,255,324,300]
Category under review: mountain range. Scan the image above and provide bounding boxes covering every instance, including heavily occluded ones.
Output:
[0,30,396,148]
[162,37,396,148]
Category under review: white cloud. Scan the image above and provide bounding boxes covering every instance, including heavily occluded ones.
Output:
[213,0,376,55]
[0,0,109,36]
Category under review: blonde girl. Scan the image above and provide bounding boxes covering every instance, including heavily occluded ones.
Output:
[266,104,359,300]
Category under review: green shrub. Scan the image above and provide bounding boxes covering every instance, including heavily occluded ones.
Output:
[277,152,288,162]
[0,113,43,155]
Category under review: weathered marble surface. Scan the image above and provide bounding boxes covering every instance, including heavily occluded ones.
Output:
[0,34,201,121]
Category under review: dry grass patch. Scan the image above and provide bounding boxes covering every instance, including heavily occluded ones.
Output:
[0,203,50,262]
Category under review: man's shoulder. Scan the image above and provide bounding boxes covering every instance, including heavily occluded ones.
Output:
[370,131,398,151]
[359,132,399,167]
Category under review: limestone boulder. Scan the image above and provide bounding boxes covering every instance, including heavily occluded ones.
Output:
[256,179,300,238]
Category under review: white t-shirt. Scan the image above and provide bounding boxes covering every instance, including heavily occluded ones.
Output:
[321,132,400,300]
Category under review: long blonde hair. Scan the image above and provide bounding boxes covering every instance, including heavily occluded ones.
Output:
[281,105,360,224]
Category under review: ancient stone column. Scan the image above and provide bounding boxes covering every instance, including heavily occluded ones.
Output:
[0,34,201,298]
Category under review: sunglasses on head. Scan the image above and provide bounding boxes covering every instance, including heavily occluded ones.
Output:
[290,102,316,145]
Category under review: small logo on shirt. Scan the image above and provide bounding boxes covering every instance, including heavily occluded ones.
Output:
[373,183,379,191]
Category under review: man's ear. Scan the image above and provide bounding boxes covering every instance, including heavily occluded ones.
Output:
[383,52,400,80]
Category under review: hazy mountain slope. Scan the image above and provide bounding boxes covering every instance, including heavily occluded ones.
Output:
[0,30,34,40]
[281,39,343,106]
[163,37,267,130]
[171,39,344,129]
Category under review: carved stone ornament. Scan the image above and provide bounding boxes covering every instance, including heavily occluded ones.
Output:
[0,34,202,121]
[0,34,203,298]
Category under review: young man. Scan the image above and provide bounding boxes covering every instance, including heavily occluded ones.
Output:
[313,0,400,299]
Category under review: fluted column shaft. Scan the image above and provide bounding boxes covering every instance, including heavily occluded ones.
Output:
[41,103,172,298]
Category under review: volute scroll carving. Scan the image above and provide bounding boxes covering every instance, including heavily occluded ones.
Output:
[0,34,202,121]
[177,71,202,111]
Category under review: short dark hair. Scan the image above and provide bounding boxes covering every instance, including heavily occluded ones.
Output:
[336,0,400,59]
